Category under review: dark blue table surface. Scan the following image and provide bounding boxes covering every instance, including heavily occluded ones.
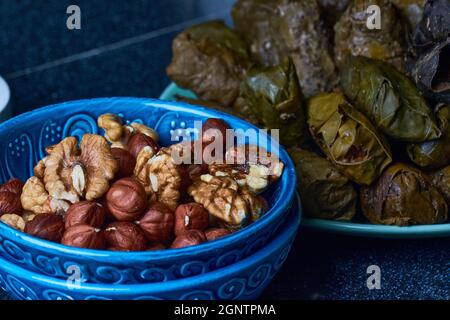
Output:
[0,0,449,300]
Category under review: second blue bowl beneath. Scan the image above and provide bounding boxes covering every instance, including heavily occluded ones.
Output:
[0,195,301,300]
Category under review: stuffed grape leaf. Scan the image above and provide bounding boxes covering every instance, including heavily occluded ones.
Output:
[340,55,441,142]
[232,0,338,98]
[361,163,448,225]
[289,147,357,220]
[307,92,392,185]
[430,165,450,204]
[334,0,407,71]
[407,103,450,168]
[240,58,308,147]
[166,20,250,106]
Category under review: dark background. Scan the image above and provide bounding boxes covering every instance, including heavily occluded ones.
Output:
[0,0,449,300]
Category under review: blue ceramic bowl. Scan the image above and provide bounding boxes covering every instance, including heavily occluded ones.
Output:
[0,196,301,300]
[0,98,297,284]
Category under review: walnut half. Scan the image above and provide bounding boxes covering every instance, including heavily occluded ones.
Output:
[209,145,285,194]
[131,123,159,143]
[208,162,277,194]
[188,174,248,225]
[0,214,26,231]
[135,150,181,211]
[21,176,69,214]
[188,174,268,225]
[43,134,118,203]
[98,113,159,149]
[98,113,124,144]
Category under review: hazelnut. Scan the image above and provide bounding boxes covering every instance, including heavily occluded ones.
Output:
[107,247,128,251]
[0,178,24,195]
[202,118,230,148]
[61,224,105,249]
[146,243,166,251]
[111,148,136,178]
[170,230,206,249]
[127,133,159,159]
[0,214,26,231]
[137,201,174,242]
[130,123,159,142]
[104,222,147,251]
[0,191,22,216]
[64,201,106,229]
[106,178,147,221]
[205,228,231,241]
[174,203,209,236]
[97,197,116,223]
[25,213,65,242]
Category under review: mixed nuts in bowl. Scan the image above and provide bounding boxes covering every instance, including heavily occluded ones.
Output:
[0,98,297,284]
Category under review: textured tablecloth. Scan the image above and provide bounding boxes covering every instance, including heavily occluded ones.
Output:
[0,0,448,300]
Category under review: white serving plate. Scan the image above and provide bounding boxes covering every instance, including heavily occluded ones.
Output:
[0,76,11,123]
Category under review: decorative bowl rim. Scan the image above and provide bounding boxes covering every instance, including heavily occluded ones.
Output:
[0,97,297,258]
[0,197,301,294]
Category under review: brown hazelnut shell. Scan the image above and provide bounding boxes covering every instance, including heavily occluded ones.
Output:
[202,118,230,148]
[111,148,136,178]
[0,191,22,216]
[61,224,105,249]
[104,222,147,251]
[170,230,206,249]
[138,202,174,242]
[205,228,232,241]
[127,133,159,158]
[174,203,209,236]
[106,178,147,221]
[0,178,24,195]
[146,243,166,251]
[107,246,129,251]
[64,201,106,229]
[25,213,65,242]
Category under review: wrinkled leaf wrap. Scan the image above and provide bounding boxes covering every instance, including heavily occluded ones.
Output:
[232,0,338,98]
[430,165,450,204]
[340,55,441,142]
[410,37,450,104]
[289,147,357,220]
[407,103,450,168]
[361,163,448,225]
[316,0,350,28]
[307,92,392,185]
[411,0,450,52]
[392,0,425,29]
[408,0,450,103]
[334,0,407,71]
[166,20,250,106]
[241,58,308,147]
